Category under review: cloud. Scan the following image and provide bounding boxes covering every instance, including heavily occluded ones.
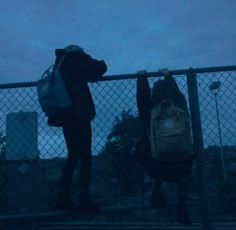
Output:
[1,0,235,83]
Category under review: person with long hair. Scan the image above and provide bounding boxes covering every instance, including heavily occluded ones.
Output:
[136,69,193,225]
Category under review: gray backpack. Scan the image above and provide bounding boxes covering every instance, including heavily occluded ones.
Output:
[37,55,71,118]
[150,101,193,162]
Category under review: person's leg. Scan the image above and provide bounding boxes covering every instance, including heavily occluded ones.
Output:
[78,123,92,201]
[176,159,193,225]
[176,177,192,225]
[77,123,99,211]
[135,136,167,208]
[135,132,169,208]
[57,123,80,210]
[150,178,167,208]
[79,152,92,198]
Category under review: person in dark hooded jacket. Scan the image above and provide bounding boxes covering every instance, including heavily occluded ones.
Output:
[135,69,193,225]
[53,45,107,212]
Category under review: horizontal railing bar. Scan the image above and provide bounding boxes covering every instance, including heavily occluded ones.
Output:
[0,65,235,89]
[100,65,236,81]
[0,81,37,89]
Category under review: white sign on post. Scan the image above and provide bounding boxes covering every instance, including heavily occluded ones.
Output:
[6,112,39,161]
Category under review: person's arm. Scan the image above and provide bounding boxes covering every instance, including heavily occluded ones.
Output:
[73,51,107,82]
[61,50,107,82]
[82,53,107,81]
[136,75,151,132]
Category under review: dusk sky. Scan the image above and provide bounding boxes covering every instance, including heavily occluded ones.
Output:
[1,0,236,84]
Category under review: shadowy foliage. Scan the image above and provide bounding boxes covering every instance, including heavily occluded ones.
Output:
[99,110,145,195]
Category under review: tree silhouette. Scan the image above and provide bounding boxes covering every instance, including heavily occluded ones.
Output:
[99,110,145,195]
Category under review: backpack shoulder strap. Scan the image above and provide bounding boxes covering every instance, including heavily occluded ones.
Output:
[41,65,54,79]
[41,53,68,79]
[56,53,67,69]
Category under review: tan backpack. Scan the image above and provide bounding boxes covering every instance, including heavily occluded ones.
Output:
[150,101,193,162]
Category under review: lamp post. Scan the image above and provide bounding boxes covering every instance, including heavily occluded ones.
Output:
[209,81,226,180]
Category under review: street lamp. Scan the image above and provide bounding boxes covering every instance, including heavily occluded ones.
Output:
[209,81,226,180]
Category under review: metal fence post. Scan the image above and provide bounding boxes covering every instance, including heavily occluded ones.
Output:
[187,68,213,230]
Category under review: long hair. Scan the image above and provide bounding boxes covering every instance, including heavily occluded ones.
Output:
[164,75,179,89]
[151,76,183,107]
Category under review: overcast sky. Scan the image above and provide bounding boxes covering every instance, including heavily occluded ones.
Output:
[0,0,235,160]
[1,0,236,83]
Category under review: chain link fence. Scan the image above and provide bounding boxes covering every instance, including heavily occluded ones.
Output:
[0,66,235,223]
[197,70,236,217]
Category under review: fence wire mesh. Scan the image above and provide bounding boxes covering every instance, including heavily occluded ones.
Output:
[0,66,235,221]
[197,70,236,216]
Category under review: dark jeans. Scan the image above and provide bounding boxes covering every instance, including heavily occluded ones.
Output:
[58,119,92,201]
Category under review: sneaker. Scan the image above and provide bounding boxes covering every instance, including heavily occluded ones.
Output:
[149,194,167,208]
[56,199,77,212]
[79,200,100,213]
[176,215,192,226]
[79,190,100,213]
[176,198,192,226]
